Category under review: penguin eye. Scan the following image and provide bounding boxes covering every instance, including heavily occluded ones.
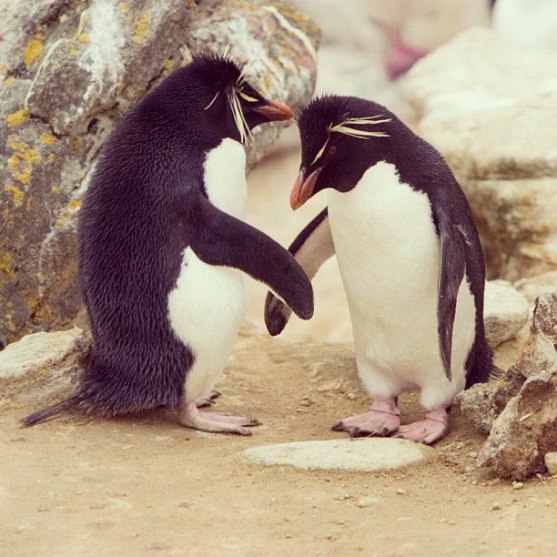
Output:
[311,137,330,166]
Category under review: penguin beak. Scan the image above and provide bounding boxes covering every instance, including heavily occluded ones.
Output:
[253,98,294,121]
[290,168,322,210]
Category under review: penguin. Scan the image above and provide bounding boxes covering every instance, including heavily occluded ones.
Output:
[21,53,314,435]
[265,95,492,444]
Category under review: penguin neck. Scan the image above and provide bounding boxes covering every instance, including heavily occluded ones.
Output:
[203,138,247,218]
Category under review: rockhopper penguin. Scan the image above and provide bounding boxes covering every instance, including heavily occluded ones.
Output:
[22,53,314,435]
[265,95,492,444]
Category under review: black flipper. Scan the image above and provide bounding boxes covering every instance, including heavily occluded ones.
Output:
[435,208,467,381]
[264,209,334,335]
[187,189,314,320]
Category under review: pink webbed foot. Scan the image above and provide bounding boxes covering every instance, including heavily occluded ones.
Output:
[396,407,449,445]
[194,389,221,408]
[178,402,260,436]
[332,397,401,438]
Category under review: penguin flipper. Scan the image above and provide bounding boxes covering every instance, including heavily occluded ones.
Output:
[187,189,314,320]
[264,209,334,335]
[436,209,467,381]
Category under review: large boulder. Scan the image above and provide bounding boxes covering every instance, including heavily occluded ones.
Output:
[404,27,557,281]
[0,0,319,347]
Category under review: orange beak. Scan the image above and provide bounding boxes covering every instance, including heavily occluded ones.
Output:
[290,168,321,210]
[254,98,294,121]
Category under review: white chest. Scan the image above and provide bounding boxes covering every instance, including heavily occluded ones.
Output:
[327,160,439,302]
[203,138,247,218]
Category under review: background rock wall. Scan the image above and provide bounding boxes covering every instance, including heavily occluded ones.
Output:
[0,0,319,347]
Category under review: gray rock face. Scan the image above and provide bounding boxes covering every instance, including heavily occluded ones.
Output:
[0,327,91,408]
[405,28,557,281]
[0,0,319,346]
[477,369,557,480]
[243,438,436,472]
[484,281,529,347]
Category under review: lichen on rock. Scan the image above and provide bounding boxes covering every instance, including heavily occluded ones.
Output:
[0,0,319,346]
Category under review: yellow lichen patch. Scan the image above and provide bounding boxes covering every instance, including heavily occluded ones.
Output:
[163,59,175,70]
[50,185,60,194]
[48,153,56,162]
[4,184,24,206]
[23,34,44,66]
[19,234,25,242]
[39,132,56,146]
[2,208,8,219]
[69,48,79,57]
[0,253,14,277]
[0,63,7,75]
[77,34,90,44]
[68,199,82,210]
[7,155,20,171]
[14,167,31,185]
[7,109,28,127]
[5,77,15,87]
[132,14,150,46]
[119,2,129,13]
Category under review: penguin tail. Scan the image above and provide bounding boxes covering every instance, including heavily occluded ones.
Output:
[20,397,80,428]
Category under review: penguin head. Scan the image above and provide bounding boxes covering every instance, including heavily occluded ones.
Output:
[170,53,294,144]
[290,95,394,209]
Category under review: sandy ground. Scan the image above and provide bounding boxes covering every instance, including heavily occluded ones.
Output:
[2,333,557,557]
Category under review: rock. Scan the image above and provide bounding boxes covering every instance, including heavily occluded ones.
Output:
[477,369,557,480]
[0,327,91,408]
[455,367,525,434]
[404,28,557,281]
[515,293,557,377]
[243,438,436,472]
[514,271,557,305]
[545,452,557,475]
[484,281,529,347]
[0,0,319,346]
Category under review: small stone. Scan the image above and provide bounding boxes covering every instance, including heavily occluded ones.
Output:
[544,452,557,475]
[299,396,314,407]
[491,503,502,511]
[468,451,478,458]
[512,482,524,490]
[356,496,379,508]
[396,488,407,495]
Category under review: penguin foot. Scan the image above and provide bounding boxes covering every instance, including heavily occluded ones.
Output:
[194,390,222,408]
[395,407,449,445]
[178,402,259,436]
[332,396,401,438]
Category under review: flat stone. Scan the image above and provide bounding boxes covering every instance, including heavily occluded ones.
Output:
[243,438,435,472]
[0,327,91,406]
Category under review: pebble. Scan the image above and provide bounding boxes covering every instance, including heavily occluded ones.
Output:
[356,496,379,508]
[491,503,502,511]
[512,482,524,490]
[544,452,557,475]
[396,488,407,495]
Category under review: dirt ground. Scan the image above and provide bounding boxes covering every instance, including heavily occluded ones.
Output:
[2,328,557,557]
[3,138,557,557]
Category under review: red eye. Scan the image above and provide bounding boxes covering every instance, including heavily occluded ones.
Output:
[327,145,337,156]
